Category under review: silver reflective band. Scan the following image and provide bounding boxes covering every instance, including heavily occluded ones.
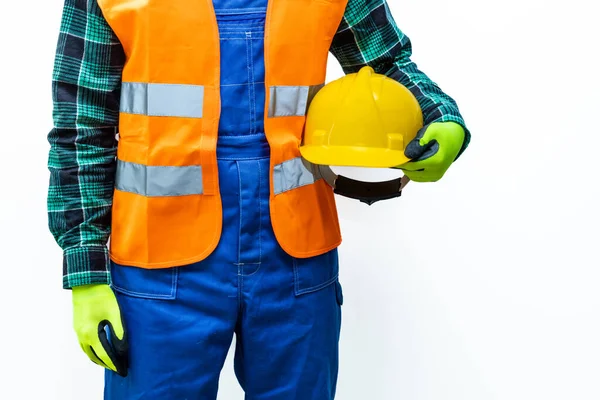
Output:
[115,160,203,197]
[120,82,204,118]
[268,84,324,118]
[273,157,321,195]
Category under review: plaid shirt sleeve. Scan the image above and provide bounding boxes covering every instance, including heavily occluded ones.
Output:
[47,0,125,289]
[331,0,471,157]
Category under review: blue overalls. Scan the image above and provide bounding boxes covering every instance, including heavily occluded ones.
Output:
[104,1,343,399]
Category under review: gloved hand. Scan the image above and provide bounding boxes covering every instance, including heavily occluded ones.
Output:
[72,284,128,376]
[397,121,465,182]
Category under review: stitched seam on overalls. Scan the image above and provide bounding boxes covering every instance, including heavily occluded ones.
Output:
[258,159,263,264]
[236,161,243,307]
[246,31,256,135]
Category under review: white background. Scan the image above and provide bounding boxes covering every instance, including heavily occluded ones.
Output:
[0,0,599,399]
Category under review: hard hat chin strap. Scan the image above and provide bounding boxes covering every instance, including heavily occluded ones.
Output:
[312,164,410,206]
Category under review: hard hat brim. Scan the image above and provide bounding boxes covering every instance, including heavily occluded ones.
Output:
[299,145,412,168]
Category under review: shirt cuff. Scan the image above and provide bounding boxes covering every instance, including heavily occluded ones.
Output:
[63,246,111,289]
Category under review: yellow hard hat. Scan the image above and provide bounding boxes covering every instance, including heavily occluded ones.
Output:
[300,66,423,168]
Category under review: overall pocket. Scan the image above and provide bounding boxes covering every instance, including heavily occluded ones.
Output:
[293,248,340,296]
[110,261,179,300]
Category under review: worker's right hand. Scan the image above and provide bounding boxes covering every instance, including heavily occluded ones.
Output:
[72,284,128,377]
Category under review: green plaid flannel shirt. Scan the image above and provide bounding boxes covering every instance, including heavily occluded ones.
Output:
[48,0,470,289]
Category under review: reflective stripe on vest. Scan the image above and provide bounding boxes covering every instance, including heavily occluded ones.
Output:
[116,155,319,198]
[98,0,347,267]
[116,160,203,197]
[268,84,323,118]
[120,82,205,118]
[273,157,319,195]
[121,82,321,120]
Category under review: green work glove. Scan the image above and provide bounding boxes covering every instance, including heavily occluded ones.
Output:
[72,284,128,377]
[397,121,466,182]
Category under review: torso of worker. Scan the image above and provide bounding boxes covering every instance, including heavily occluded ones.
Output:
[104,3,344,396]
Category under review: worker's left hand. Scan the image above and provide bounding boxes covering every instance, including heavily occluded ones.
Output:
[396,122,465,182]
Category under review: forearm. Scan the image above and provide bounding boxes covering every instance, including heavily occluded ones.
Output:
[47,126,117,288]
[47,0,124,289]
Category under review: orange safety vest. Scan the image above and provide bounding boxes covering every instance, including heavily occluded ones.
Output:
[98,0,346,268]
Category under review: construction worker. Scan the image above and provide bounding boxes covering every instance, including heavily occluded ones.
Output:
[47,0,470,399]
